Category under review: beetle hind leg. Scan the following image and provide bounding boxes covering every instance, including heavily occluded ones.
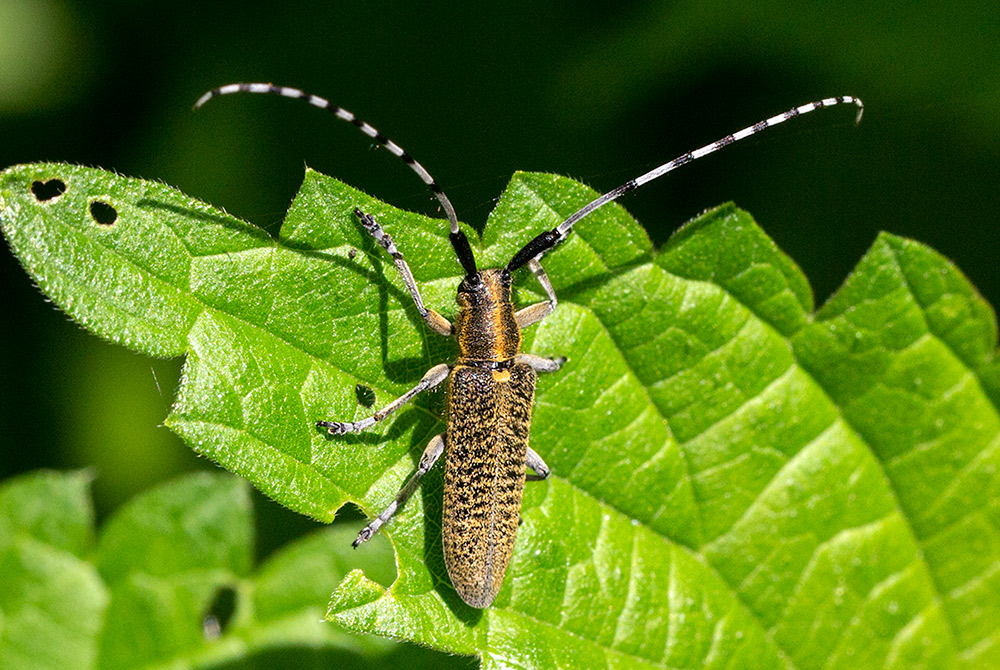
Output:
[525,447,551,482]
[354,433,445,546]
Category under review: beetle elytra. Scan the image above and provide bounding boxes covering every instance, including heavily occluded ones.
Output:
[196,84,862,607]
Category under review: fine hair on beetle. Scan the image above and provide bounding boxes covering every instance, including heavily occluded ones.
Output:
[196,83,863,608]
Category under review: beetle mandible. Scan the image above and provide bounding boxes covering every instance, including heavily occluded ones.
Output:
[196,84,863,608]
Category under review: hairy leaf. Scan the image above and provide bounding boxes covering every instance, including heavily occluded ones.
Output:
[3,163,999,668]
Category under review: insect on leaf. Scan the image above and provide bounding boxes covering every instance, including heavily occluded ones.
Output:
[2,163,1000,668]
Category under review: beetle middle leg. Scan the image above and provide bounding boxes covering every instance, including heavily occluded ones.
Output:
[516,353,560,483]
[353,433,445,545]
[318,363,451,434]
[516,353,566,373]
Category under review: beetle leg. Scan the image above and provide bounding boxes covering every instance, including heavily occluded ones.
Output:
[516,353,566,373]
[515,258,558,328]
[318,363,450,434]
[525,447,551,482]
[355,208,454,336]
[354,433,445,546]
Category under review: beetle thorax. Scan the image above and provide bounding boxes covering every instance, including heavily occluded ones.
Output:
[454,269,521,362]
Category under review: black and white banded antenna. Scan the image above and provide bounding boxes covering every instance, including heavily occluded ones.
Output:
[194,83,478,276]
[505,95,863,273]
[195,84,862,277]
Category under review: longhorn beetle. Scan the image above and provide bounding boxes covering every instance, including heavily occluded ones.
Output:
[195,83,863,608]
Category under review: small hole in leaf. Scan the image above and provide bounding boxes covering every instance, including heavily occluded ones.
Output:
[355,383,376,407]
[89,201,117,225]
[31,179,66,201]
[202,585,237,639]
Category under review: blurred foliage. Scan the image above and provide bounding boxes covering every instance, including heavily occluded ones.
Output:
[0,469,471,669]
[1,1,996,659]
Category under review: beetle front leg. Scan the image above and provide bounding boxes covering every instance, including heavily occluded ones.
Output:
[515,258,558,328]
[355,208,454,336]
[354,433,445,546]
[318,363,450,434]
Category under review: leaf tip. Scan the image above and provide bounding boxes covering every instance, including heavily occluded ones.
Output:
[326,568,387,620]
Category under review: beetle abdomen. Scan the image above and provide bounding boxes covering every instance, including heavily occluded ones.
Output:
[443,362,536,607]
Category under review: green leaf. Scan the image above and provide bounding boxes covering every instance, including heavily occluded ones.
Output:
[96,471,253,585]
[92,472,397,670]
[0,469,96,556]
[0,469,458,669]
[3,163,999,668]
[0,471,107,670]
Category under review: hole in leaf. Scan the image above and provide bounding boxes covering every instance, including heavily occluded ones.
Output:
[30,179,66,201]
[89,200,117,225]
[202,585,237,640]
[355,383,376,407]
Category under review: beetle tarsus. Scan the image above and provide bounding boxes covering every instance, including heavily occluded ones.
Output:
[318,420,350,435]
[353,527,374,547]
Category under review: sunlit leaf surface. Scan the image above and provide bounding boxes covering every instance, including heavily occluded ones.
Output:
[3,163,998,669]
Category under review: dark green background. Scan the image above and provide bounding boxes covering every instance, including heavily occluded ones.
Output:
[2,0,997,551]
